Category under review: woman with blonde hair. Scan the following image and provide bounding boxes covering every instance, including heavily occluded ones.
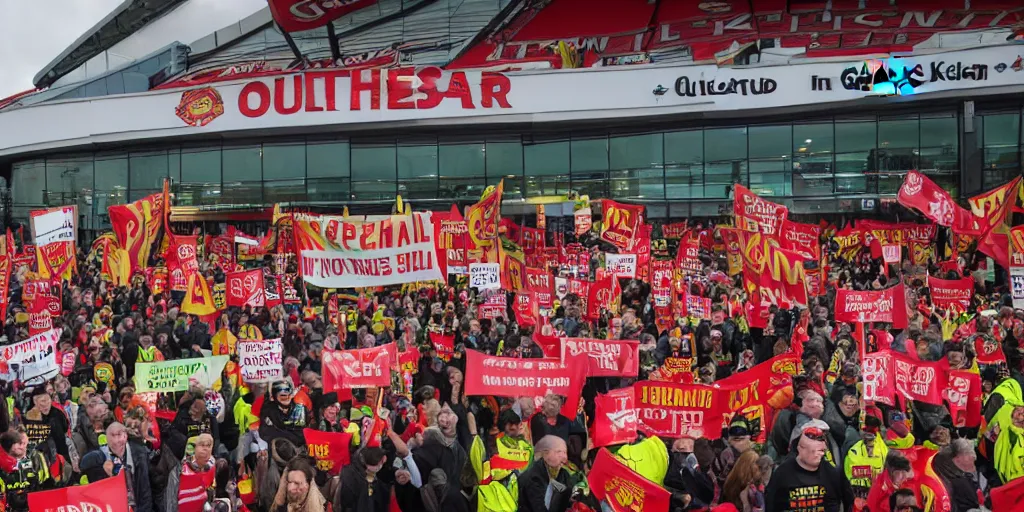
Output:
[721,449,765,512]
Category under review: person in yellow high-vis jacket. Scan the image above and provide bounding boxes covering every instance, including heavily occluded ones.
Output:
[845,416,888,507]
[993,404,1024,484]
[469,411,533,512]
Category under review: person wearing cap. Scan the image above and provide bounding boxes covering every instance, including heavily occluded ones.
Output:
[865,452,914,512]
[765,423,846,512]
[712,415,755,490]
[844,415,888,507]
[259,380,307,447]
[468,410,531,512]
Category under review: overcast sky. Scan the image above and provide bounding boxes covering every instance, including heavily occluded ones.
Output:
[0,0,123,99]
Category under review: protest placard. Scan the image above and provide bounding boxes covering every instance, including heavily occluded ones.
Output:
[238,339,283,383]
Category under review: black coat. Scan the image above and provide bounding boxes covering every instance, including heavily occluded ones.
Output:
[933,452,982,512]
[518,461,572,512]
[411,438,469,512]
[664,453,715,510]
[80,442,153,512]
[334,458,390,512]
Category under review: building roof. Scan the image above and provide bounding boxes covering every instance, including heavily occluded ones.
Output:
[32,0,187,89]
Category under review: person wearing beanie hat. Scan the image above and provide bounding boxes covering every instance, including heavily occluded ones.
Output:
[712,414,754,490]
[844,415,888,506]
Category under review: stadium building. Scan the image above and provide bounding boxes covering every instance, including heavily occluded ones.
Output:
[1,0,1024,238]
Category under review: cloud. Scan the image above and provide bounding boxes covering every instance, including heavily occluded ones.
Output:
[0,0,124,99]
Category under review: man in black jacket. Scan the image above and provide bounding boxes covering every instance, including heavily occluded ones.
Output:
[80,422,152,512]
[519,435,573,512]
[663,436,714,510]
[932,438,982,512]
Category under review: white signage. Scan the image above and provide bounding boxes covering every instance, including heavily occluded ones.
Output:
[605,253,638,278]
[238,339,284,383]
[0,328,62,384]
[31,207,76,247]
[3,46,1022,158]
[469,263,501,290]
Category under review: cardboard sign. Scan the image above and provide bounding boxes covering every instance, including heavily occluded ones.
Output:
[605,253,637,278]
[469,262,501,290]
[882,244,901,264]
[238,339,283,383]
[134,355,229,393]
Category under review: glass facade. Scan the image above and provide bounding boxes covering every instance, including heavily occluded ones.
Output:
[13,110,1020,229]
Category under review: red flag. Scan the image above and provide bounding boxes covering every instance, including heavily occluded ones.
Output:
[466,180,503,248]
[634,381,722,439]
[992,472,1024,512]
[322,344,393,390]
[513,290,539,327]
[592,387,637,448]
[464,349,585,417]
[945,370,982,428]
[429,332,454,361]
[927,276,974,311]
[109,192,164,273]
[587,273,620,320]
[304,428,353,475]
[600,200,644,250]
[226,269,266,308]
[29,472,130,512]
[0,255,9,324]
[734,184,788,236]
[588,449,671,512]
[561,338,639,378]
[834,284,909,328]
[780,220,821,260]
[898,171,977,232]
[974,335,1007,366]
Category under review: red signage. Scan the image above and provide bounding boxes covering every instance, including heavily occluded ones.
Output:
[452,0,1024,69]
[226,269,266,309]
[834,283,908,328]
[322,344,393,389]
[30,472,130,512]
[562,338,639,378]
[268,0,379,33]
[928,275,974,311]
[237,68,512,118]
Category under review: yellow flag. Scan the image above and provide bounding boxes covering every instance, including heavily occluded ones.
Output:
[182,272,217,316]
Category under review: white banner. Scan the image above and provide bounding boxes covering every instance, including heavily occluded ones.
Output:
[0,328,62,384]
[605,253,637,278]
[1012,267,1024,310]
[882,244,901,264]
[469,263,501,289]
[31,206,76,247]
[238,339,283,383]
[296,212,444,288]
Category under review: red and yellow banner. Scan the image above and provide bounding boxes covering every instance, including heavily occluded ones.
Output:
[600,200,644,250]
[467,180,503,248]
[108,192,164,274]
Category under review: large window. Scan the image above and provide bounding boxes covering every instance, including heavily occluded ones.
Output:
[10,111,978,219]
[981,113,1021,188]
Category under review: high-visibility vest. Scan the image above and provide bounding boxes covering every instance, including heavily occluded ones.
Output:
[844,439,888,489]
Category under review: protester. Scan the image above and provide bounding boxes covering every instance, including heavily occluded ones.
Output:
[79,422,152,512]
[4,174,1024,512]
[0,429,50,512]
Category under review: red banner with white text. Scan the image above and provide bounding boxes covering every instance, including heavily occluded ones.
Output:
[834,284,908,328]
[29,471,130,512]
[561,338,639,378]
[322,344,393,389]
[927,276,974,311]
[226,269,266,309]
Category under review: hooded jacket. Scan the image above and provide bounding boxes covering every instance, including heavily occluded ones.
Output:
[334,453,390,512]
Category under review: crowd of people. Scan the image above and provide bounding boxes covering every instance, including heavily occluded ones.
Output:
[0,209,1022,512]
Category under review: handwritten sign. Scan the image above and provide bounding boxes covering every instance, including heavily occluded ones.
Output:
[134,355,229,393]
[605,253,637,278]
[238,339,283,383]
[469,262,500,289]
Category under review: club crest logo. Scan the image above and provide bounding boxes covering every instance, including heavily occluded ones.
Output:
[176,87,225,127]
